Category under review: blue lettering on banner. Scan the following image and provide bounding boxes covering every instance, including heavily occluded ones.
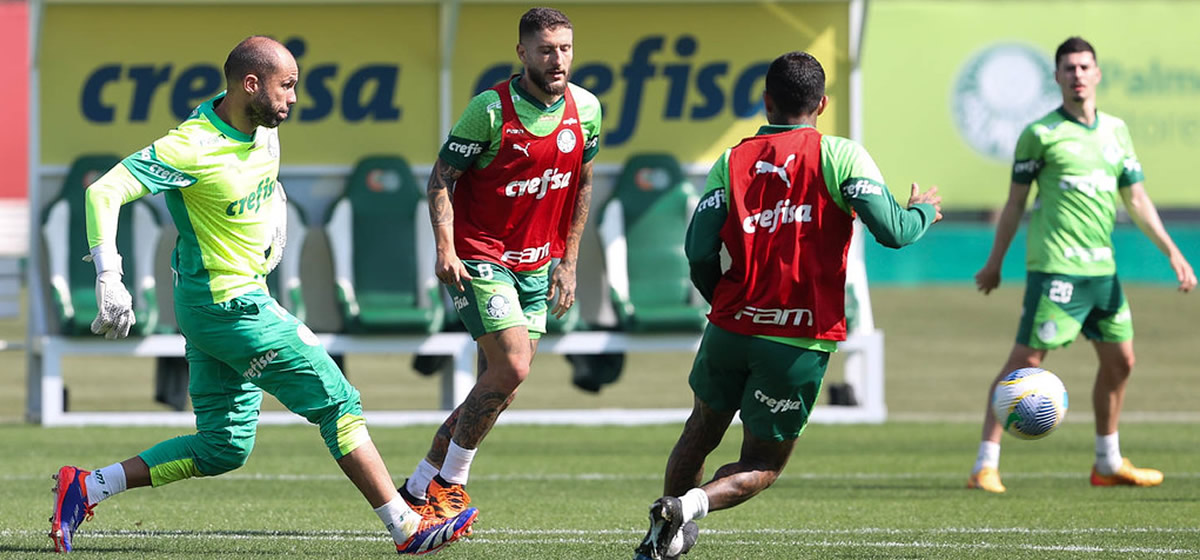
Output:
[79,38,402,124]
[472,35,770,147]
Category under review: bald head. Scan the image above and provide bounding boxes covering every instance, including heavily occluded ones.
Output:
[224,36,292,86]
[217,36,298,131]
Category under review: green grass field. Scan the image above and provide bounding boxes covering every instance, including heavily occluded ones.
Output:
[1,285,1198,558]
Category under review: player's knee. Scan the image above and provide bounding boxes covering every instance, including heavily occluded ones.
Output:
[1106,353,1135,378]
[483,357,531,390]
[196,432,255,475]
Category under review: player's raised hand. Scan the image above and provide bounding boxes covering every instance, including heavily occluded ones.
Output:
[435,250,471,293]
[548,260,577,319]
[908,183,943,223]
[975,262,1002,295]
[1170,253,1196,293]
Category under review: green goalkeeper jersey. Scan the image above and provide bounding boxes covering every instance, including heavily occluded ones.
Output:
[1012,107,1144,276]
[113,93,281,305]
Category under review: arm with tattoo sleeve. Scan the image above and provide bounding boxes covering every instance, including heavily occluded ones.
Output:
[427,158,470,291]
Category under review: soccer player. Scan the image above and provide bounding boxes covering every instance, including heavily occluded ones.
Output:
[396,7,600,521]
[49,36,476,554]
[633,51,942,560]
[967,37,1196,494]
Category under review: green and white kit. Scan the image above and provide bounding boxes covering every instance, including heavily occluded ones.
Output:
[1011,107,1142,348]
[86,94,368,486]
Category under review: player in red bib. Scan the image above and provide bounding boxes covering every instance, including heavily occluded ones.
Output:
[633,52,943,560]
[397,8,601,523]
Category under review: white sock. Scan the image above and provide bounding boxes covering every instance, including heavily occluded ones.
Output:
[679,487,709,523]
[439,441,477,485]
[1096,432,1123,475]
[666,528,687,557]
[375,496,421,544]
[973,441,1001,473]
[85,463,127,505]
[406,459,439,501]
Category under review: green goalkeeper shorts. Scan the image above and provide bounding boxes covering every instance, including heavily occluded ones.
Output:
[171,290,366,459]
[689,323,830,442]
[1015,272,1133,350]
[449,260,549,340]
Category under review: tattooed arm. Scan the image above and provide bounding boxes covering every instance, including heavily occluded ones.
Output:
[549,160,593,318]
[428,158,471,292]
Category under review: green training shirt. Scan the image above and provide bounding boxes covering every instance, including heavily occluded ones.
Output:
[119,93,282,305]
[689,124,936,351]
[1012,107,1144,276]
[439,77,602,170]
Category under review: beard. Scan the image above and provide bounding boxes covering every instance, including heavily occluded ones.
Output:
[246,89,285,128]
[527,68,569,96]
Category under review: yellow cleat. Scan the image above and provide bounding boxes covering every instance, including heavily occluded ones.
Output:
[967,466,1006,493]
[1090,458,1164,487]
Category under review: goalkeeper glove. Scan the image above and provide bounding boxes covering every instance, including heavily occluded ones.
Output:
[265,181,287,274]
[84,246,136,339]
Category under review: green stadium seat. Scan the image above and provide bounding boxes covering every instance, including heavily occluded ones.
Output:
[598,153,707,332]
[41,154,160,336]
[325,155,443,334]
[264,195,308,321]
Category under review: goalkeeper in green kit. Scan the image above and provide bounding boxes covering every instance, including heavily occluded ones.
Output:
[48,36,475,554]
[968,37,1196,494]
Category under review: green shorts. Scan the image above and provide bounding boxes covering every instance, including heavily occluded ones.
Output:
[172,290,366,459]
[450,260,549,340]
[1016,272,1133,350]
[689,323,830,442]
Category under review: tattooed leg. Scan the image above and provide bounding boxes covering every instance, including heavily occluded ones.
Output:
[700,424,796,512]
[423,406,462,467]
[450,327,532,449]
[664,396,736,497]
[423,344,525,464]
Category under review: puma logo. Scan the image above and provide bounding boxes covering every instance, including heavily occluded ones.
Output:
[754,153,796,189]
[513,143,531,157]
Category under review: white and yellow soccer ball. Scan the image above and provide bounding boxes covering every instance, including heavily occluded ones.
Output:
[992,367,1068,440]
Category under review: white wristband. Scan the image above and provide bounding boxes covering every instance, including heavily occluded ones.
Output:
[89,244,123,276]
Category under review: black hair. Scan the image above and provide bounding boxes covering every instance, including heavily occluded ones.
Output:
[1055,36,1096,67]
[765,51,825,117]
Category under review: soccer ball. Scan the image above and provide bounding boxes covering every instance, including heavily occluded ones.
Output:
[991,367,1068,440]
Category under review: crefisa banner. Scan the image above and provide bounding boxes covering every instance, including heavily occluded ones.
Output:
[41,1,850,168]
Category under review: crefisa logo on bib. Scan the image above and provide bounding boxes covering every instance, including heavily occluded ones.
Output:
[952,43,1060,161]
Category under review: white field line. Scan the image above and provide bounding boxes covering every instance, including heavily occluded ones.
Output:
[889,411,1200,423]
[8,528,1200,538]
[1,529,1195,555]
[8,527,1200,537]
[6,471,1200,482]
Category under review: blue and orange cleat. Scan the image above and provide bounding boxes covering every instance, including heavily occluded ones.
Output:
[49,466,94,553]
[396,507,478,555]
